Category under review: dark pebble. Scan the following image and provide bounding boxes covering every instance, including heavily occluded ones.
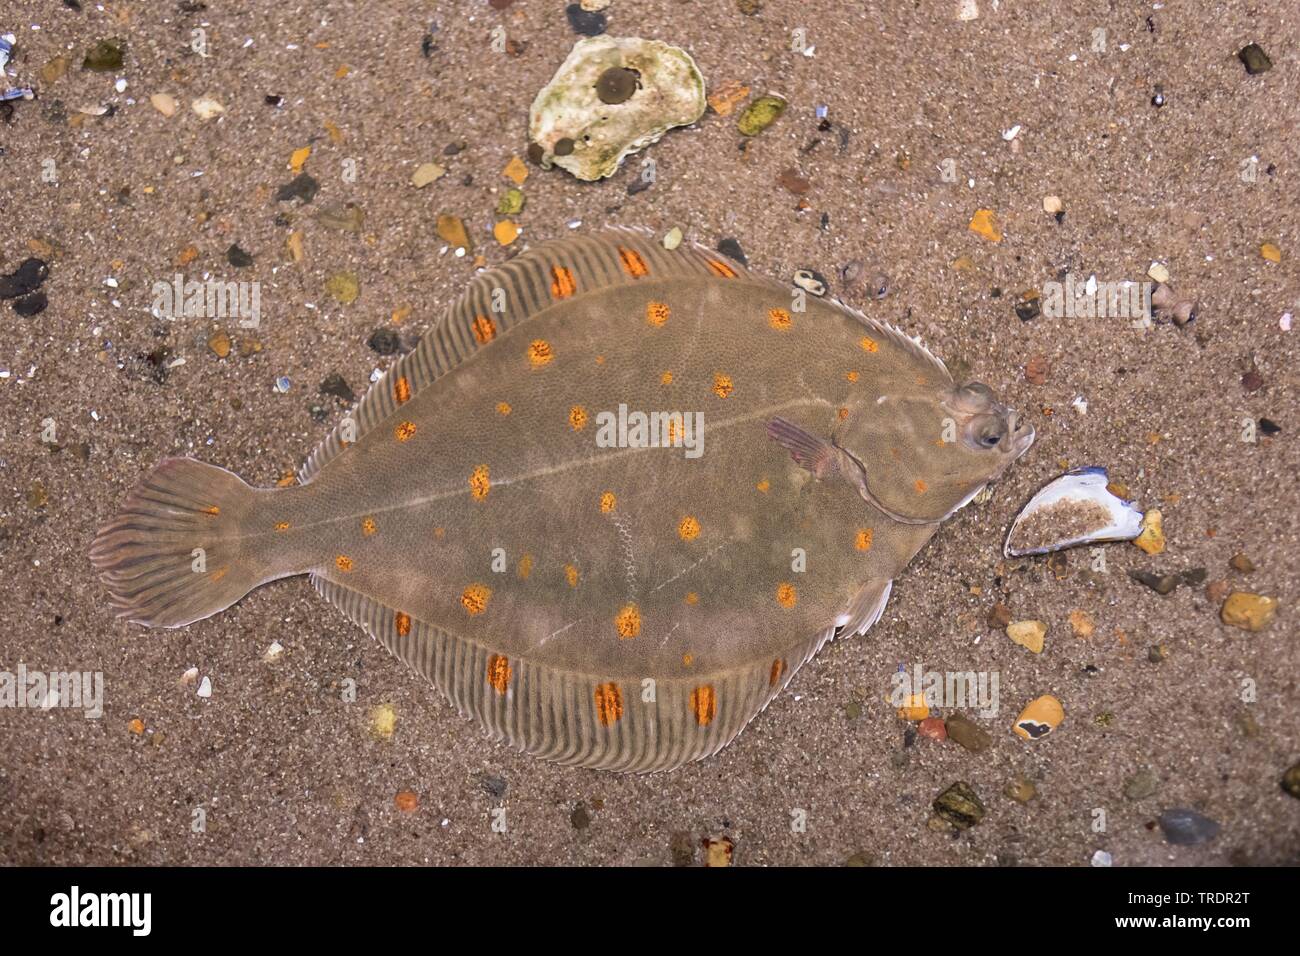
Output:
[420,34,435,58]
[0,258,50,299]
[1259,418,1280,436]
[626,175,652,196]
[226,244,254,268]
[264,93,284,108]
[1158,808,1221,846]
[1015,291,1041,322]
[367,327,401,356]
[1130,570,1179,595]
[275,173,319,204]
[1238,43,1272,75]
[83,38,125,72]
[945,714,991,753]
[717,237,747,266]
[1179,567,1207,587]
[443,141,465,156]
[1241,369,1264,392]
[565,3,607,36]
[319,373,355,403]
[526,141,545,165]
[933,781,985,829]
[1283,763,1300,799]
[481,775,507,798]
[570,803,592,830]
[14,291,48,317]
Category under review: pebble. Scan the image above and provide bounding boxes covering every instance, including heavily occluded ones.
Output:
[0,258,50,299]
[411,162,446,188]
[944,713,991,753]
[482,775,508,798]
[319,373,355,403]
[191,95,225,120]
[369,703,397,739]
[1042,195,1063,214]
[502,156,529,186]
[149,93,177,117]
[367,328,401,355]
[83,38,125,72]
[1068,609,1095,638]
[957,0,980,21]
[1013,695,1064,740]
[570,802,592,829]
[703,836,734,866]
[196,676,212,698]
[1228,553,1255,573]
[967,208,1002,243]
[777,168,811,195]
[1219,592,1277,632]
[394,791,419,813]
[324,272,360,305]
[986,602,1012,628]
[1129,570,1179,595]
[1147,262,1170,283]
[933,781,985,829]
[792,269,828,297]
[1014,290,1041,322]
[896,693,929,722]
[736,95,787,136]
[662,227,683,250]
[707,80,750,117]
[1124,769,1159,800]
[716,237,747,265]
[264,641,284,662]
[317,203,365,233]
[1090,850,1113,867]
[1260,242,1281,263]
[1158,808,1220,846]
[436,214,472,252]
[207,330,231,359]
[1004,777,1036,803]
[226,244,254,268]
[494,220,520,246]
[1147,643,1169,663]
[1024,354,1050,385]
[496,188,525,215]
[1134,509,1164,554]
[565,3,607,36]
[1238,43,1272,75]
[14,292,47,317]
[1006,619,1046,653]
[1282,763,1300,800]
[918,716,947,741]
[275,173,320,204]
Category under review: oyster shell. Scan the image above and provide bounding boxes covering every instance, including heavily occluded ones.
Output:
[1004,466,1143,557]
[529,36,706,181]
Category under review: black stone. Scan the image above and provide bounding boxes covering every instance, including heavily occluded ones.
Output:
[1238,44,1272,75]
[1130,570,1179,595]
[367,327,401,356]
[1259,418,1281,436]
[565,3,606,36]
[0,258,50,299]
[318,373,355,403]
[717,237,747,266]
[274,173,319,204]
[226,244,254,268]
[264,93,284,107]
[14,291,48,317]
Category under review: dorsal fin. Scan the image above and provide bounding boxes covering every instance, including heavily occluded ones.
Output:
[825,295,953,382]
[298,227,753,483]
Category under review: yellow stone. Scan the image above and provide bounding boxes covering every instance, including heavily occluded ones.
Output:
[968,208,1002,242]
[1068,610,1095,638]
[149,93,178,117]
[1220,592,1278,632]
[370,703,397,739]
[436,214,471,252]
[1134,508,1164,555]
[502,155,529,186]
[289,146,311,173]
[950,256,975,272]
[1006,619,1046,653]
[1013,695,1064,740]
[286,230,305,263]
[411,162,445,188]
[707,80,751,116]
[1042,195,1063,214]
[896,692,930,721]
[493,219,520,246]
[1260,242,1281,263]
[207,330,231,359]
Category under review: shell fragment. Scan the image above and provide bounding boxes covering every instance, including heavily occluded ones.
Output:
[1004,466,1143,557]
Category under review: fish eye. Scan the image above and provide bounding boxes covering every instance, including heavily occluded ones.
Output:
[965,414,1005,451]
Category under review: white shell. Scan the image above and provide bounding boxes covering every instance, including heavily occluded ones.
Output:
[1004,466,1143,557]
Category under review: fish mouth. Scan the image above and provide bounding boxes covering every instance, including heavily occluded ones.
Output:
[1009,416,1036,458]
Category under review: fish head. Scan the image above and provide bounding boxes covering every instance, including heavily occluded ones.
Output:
[837,380,1034,523]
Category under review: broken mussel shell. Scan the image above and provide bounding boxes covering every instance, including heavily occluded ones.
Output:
[529,36,706,181]
[1004,466,1144,557]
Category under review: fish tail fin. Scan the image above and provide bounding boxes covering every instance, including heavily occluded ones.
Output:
[89,457,285,628]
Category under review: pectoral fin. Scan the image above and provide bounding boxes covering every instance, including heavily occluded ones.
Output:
[766,417,841,479]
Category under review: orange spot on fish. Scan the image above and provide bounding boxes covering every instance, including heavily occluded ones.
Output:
[838,407,850,420]
[202,506,220,517]
[618,246,650,278]
[685,592,699,605]
[706,259,737,279]
[496,402,512,415]
[472,314,497,344]
[569,405,588,430]
[855,528,874,551]
[434,527,445,539]
[600,491,617,513]
[712,372,734,398]
[846,370,860,382]
[274,521,290,532]
[914,479,928,494]
[682,653,694,667]
[776,582,797,608]
[756,478,770,493]
[395,420,417,442]
[362,516,377,536]
[469,464,491,501]
[769,659,787,687]
[550,265,576,299]
[486,654,511,694]
[528,339,555,367]
[689,685,717,725]
[393,375,411,404]
[395,612,411,637]
[660,370,673,385]
[517,553,533,580]
[646,301,671,326]
[336,555,354,573]
[565,564,580,588]
[768,307,792,330]
[210,566,229,582]
[678,516,701,541]
[860,336,879,353]
[461,583,491,615]
[594,682,623,725]
[615,604,641,639]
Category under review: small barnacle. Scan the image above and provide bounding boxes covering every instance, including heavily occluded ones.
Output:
[617,246,649,277]
[393,376,411,404]
[594,682,623,725]
[361,516,377,535]
[860,336,879,353]
[855,528,873,551]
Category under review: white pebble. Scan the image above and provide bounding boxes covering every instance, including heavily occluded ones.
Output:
[1071,395,1088,415]
[1281,312,1292,331]
[1147,261,1170,284]
[196,676,212,698]
[1090,850,1113,867]
[1002,125,1021,141]
[180,666,198,685]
